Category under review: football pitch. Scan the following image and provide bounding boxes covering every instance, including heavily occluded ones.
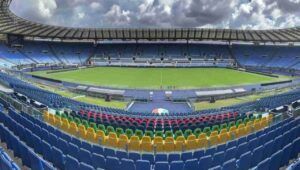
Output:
[31,67,288,89]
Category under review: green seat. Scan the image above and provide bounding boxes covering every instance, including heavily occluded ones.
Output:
[89,122,97,131]
[212,125,219,132]
[68,116,74,122]
[82,120,89,129]
[250,116,256,121]
[165,131,173,138]
[243,117,250,124]
[203,127,211,136]
[125,129,134,138]
[97,124,106,133]
[61,113,67,119]
[228,121,235,129]
[236,119,243,127]
[74,117,81,125]
[155,131,163,138]
[116,128,124,137]
[145,131,154,139]
[135,129,143,140]
[220,123,227,130]
[174,130,183,139]
[184,129,193,139]
[193,128,202,138]
[106,126,115,135]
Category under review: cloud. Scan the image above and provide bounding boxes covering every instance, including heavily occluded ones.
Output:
[9,0,300,29]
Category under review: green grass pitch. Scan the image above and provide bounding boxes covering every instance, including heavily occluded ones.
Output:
[31,67,288,89]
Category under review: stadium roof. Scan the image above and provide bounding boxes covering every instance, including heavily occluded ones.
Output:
[1,0,300,42]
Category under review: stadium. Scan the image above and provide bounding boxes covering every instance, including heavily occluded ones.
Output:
[0,0,299,169]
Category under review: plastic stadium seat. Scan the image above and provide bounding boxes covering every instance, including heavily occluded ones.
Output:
[136,160,150,170]
[184,158,199,170]
[57,138,68,154]
[96,130,106,144]
[222,158,237,169]
[236,151,251,170]
[117,134,129,149]
[65,155,80,169]
[52,147,65,170]
[79,148,92,165]
[251,146,264,167]
[263,140,274,159]
[86,127,96,142]
[281,143,293,167]
[142,154,155,165]
[236,142,248,158]
[256,158,270,170]
[128,136,140,151]
[209,134,220,146]
[141,136,152,152]
[28,149,43,170]
[164,137,175,152]
[168,153,180,163]
[269,150,283,170]
[68,142,79,159]
[153,137,164,152]
[212,151,225,167]
[41,140,52,163]
[91,153,105,169]
[170,160,184,170]
[107,132,118,148]
[135,130,144,140]
[116,151,128,159]
[186,135,198,150]
[129,152,141,162]
[224,146,237,161]
[199,155,213,170]
[104,148,115,157]
[93,145,104,155]
[155,154,168,162]
[155,161,169,170]
[125,129,134,138]
[105,156,120,170]
[120,158,135,170]
[145,130,154,139]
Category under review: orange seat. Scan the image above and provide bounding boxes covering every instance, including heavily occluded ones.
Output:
[128,136,140,151]
[153,137,164,152]
[141,136,152,152]
[175,136,185,151]
[118,134,129,149]
[95,130,106,144]
[164,137,175,152]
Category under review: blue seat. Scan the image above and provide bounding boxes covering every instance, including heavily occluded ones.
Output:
[193,150,204,159]
[79,162,95,170]
[263,140,274,159]
[246,133,256,142]
[71,137,82,148]
[1,154,13,170]
[251,146,263,167]
[65,155,80,169]
[91,153,105,169]
[121,158,135,170]
[116,151,128,159]
[237,137,246,145]
[170,160,184,170]
[248,138,258,151]
[48,133,58,147]
[93,145,104,155]
[269,150,283,170]
[224,146,236,161]
[205,147,216,156]
[226,140,237,149]
[28,149,43,170]
[222,158,236,169]
[129,152,141,162]
[104,148,115,157]
[209,165,222,170]
[142,154,154,164]
[273,135,283,153]
[105,156,120,170]
[199,155,213,170]
[52,147,65,170]
[236,151,251,170]
[168,153,180,163]
[291,137,300,159]
[79,148,92,165]
[81,141,92,151]
[154,161,169,170]
[32,134,42,154]
[212,151,224,167]
[236,142,248,158]
[41,140,52,163]
[68,142,79,159]
[181,152,193,162]
[155,154,167,162]
[281,143,293,167]
[255,158,270,170]
[57,138,68,154]
[136,160,151,170]
[184,158,199,170]
[216,144,226,152]
[19,141,30,167]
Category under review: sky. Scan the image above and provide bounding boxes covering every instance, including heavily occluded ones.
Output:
[10,0,300,29]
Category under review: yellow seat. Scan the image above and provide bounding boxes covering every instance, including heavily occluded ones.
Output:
[229,126,237,139]
[246,121,253,127]
[95,130,106,144]
[254,121,262,131]
[86,127,96,143]
[48,114,56,125]
[237,124,246,137]
[198,133,207,140]
[106,132,118,148]
[175,136,185,151]
[198,137,208,149]
[128,136,140,151]
[245,125,252,135]
[43,112,49,122]
[267,114,273,124]
[260,117,268,128]
[186,135,198,150]
[54,116,62,128]
[219,131,230,144]
[61,119,70,132]
[209,133,220,146]
[153,137,164,152]
[141,136,152,152]
[210,131,219,136]
[118,134,129,149]
[78,125,87,139]
[164,137,175,152]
